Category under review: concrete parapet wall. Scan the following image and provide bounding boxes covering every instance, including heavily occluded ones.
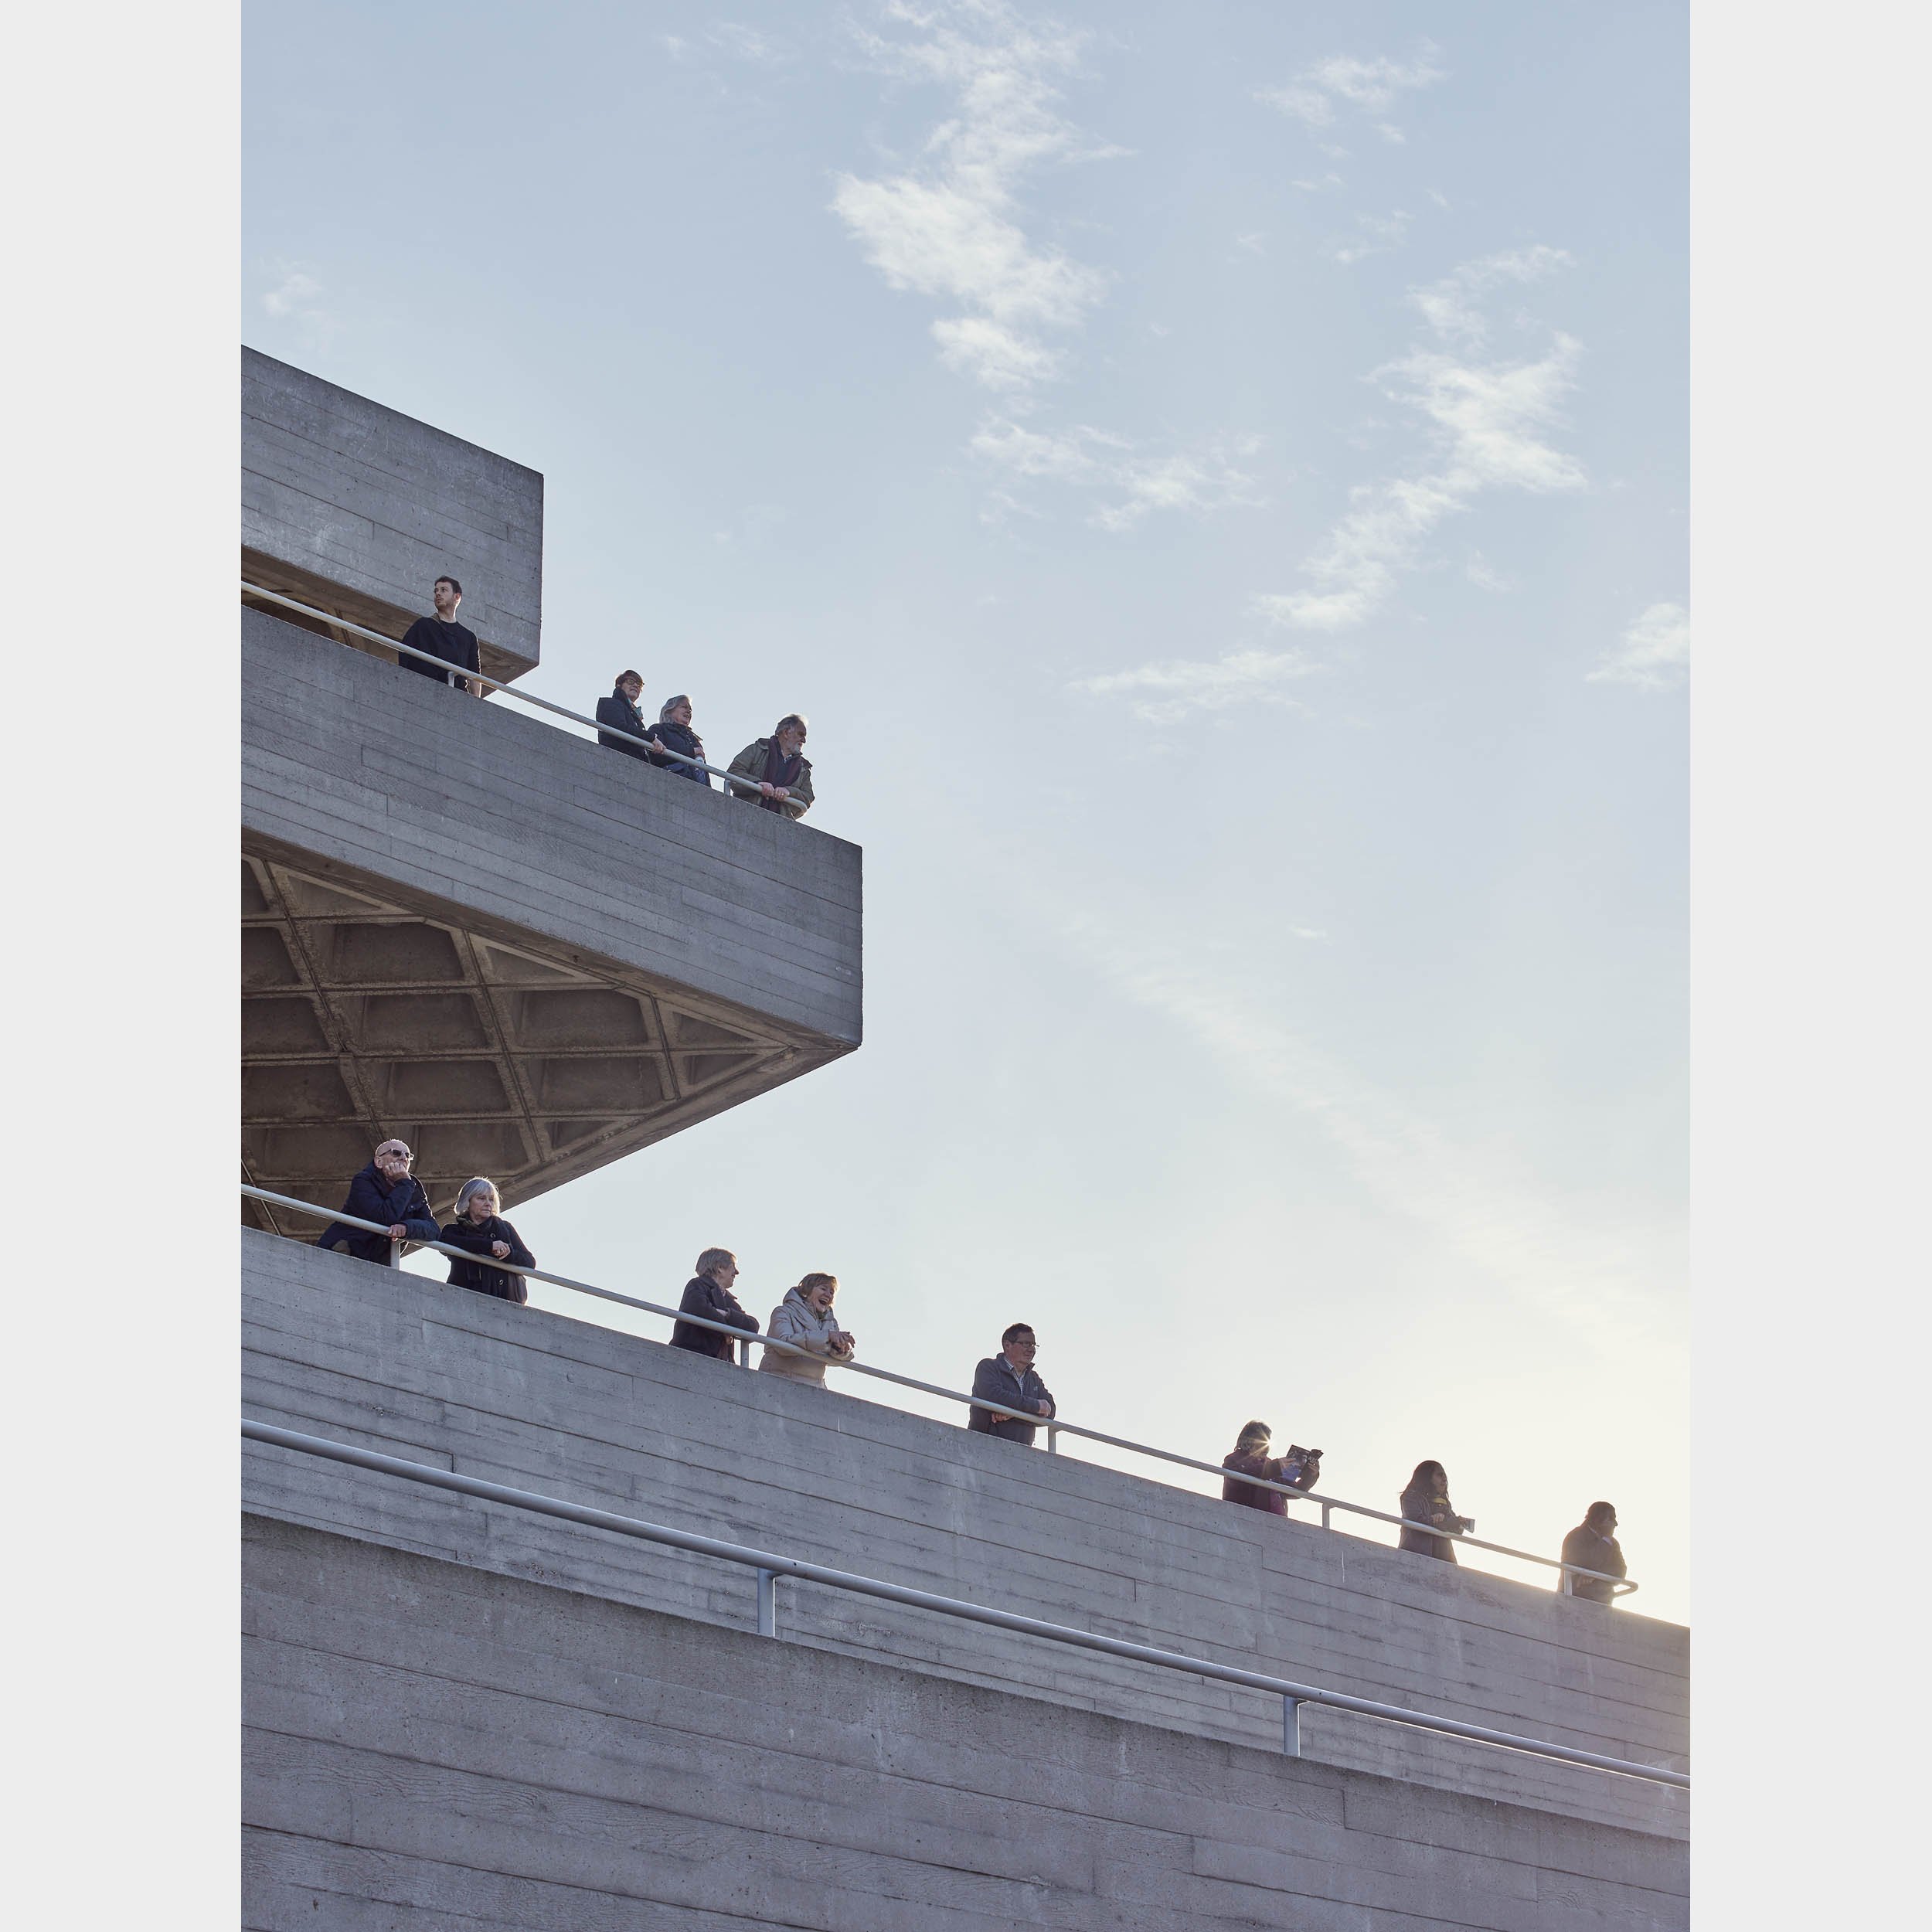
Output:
[242,348,544,680]
[244,1514,1689,1930]
[241,1231,1689,1841]
[242,605,862,1045]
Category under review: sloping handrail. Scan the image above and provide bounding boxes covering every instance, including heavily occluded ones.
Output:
[240,580,793,807]
[241,1417,1686,1787]
[241,1183,1636,1598]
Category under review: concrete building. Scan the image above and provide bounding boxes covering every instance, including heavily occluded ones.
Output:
[240,354,1689,1928]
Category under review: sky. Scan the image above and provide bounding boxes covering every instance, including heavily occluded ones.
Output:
[243,1,1689,1621]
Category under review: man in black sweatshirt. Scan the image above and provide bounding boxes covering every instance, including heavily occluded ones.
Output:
[398,574,482,694]
[317,1139,440,1264]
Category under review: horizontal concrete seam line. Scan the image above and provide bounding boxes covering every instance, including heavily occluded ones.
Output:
[240,1418,1688,1791]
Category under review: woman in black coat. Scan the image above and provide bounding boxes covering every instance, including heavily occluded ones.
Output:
[1398,1460,1473,1563]
[651,693,713,787]
[439,1177,536,1304]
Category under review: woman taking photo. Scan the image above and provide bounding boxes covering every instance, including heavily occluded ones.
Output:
[439,1178,536,1304]
[1398,1460,1474,1563]
[1219,1421,1320,1515]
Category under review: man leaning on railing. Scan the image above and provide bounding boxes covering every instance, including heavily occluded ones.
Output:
[968,1323,1056,1446]
[398,574,483,696]
[670,1248,760,1359]
[727,714,813,819]
[315,1139,438,1263]
[1560,1502,1627,1603]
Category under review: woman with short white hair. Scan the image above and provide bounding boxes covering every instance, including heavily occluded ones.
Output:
[437,1177,536,1304]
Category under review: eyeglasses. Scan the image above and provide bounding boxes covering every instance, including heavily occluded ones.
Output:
[378,1148,413,1162]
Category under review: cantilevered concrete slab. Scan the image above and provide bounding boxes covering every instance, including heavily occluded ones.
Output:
[242,607,861,1223]
[242,347,543,685]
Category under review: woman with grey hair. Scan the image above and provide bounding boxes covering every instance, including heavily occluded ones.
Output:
[760,1272,856,1385]
[650,692,711,788]
[438,1178,536,1304]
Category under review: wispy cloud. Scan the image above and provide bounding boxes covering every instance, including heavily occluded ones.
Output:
[258,260,336,344]
[1408,245,1572,344]
[1256,247,1583,631]
[1053,914,1673,1352]
[1069,644,1320,722]
[1257,46,1446,141]
[1589,603,1689,691]
[971,420,1265,529]
[832,1,1116,396]
[1325,209,1411,266]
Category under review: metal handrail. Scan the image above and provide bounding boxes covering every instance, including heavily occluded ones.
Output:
[243,1183,1636,1597]
[240,1417,1686,1788]
[240,581,800,809]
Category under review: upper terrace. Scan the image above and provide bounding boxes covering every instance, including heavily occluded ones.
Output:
[240,352,861,1223]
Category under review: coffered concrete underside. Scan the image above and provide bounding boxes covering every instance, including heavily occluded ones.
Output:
[243,844,842,1228]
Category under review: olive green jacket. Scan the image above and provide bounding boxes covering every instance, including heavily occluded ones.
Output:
[726,739,814,820]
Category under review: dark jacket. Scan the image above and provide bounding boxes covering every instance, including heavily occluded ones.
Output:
[1399,1482,1466,1563]
[439,1214,535,1304]
[968,1355,1056,1446]
[1221,1449,1319,1515]
[595,686,656,761]
[650,716,712,787]
[317,1163,439,1264]
[1560,1523,1627,1604]
[670,1274,760,1359]
[399,616,480,687]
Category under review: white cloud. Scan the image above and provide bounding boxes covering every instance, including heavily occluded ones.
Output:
[1409,245,1571,345]
[1326,209,1410,266]
[832,1,1115,396]
[259,260,336,342]
[972,419,1265,529]
[1589,603,1689,691]
[1070,645,1320,722]
[709,21,794,64]
[1258,46,1445,137]
[1257,253,1585,632]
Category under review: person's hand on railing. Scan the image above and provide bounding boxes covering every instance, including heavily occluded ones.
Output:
[388,1222,410,1240]
[491,1240,512,1260]
[758,782,790,801]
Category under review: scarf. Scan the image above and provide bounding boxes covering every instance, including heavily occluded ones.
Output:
[759,737,802,812]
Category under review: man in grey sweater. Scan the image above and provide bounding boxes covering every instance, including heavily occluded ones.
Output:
[968,1323,1056,1445]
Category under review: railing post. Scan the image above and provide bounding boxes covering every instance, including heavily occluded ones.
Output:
[1283,1696,1302,1757]
[757,1566,780,1638]
[387,1235,403,1270]
[1319,1500,1332,1532]
[1046,1423,1059,1454]
[739,1335,753,1368]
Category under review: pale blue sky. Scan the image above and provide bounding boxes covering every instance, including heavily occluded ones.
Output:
[245,1,1689,1617]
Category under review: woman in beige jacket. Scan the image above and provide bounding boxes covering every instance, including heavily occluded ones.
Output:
[759,1273,856,1385]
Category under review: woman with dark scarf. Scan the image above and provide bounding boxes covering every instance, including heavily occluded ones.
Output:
[650,693,712,788]
[726,713,814,819]
[1398,1460,1474,1563]
[439,1177,536,1304]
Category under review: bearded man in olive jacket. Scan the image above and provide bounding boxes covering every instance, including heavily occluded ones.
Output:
[726,714,813,819]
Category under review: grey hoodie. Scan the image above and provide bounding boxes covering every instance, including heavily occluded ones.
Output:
[759,1287,853,1384]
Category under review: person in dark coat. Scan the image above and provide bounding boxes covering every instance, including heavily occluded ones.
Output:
[1220,1421,1321,1515]
[649,693,712,787]
[438,1177,536,1304]
[1560,1502,1627,1604]
[399,576,482,693]
[594,670,657,760]
[670,1247,760,1360]
[968,1324,1056,1446]
[316,1139,440,1264]
[1398,1460,1473,1563]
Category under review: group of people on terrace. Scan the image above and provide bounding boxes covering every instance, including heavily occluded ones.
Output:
[310,1138,1628,1604]
[393,573,814,820]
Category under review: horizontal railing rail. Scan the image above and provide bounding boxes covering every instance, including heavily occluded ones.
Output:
[242,1182,1637,1599]
[241,1417,1686,1788]
[241,581,799,810]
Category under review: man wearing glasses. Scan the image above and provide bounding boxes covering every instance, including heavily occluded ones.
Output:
[317,1138,440,1264]
[726,713,814,819]
[968,1323,1056,1445]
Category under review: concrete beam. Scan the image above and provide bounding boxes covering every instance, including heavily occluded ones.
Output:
[242,347,544,683]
